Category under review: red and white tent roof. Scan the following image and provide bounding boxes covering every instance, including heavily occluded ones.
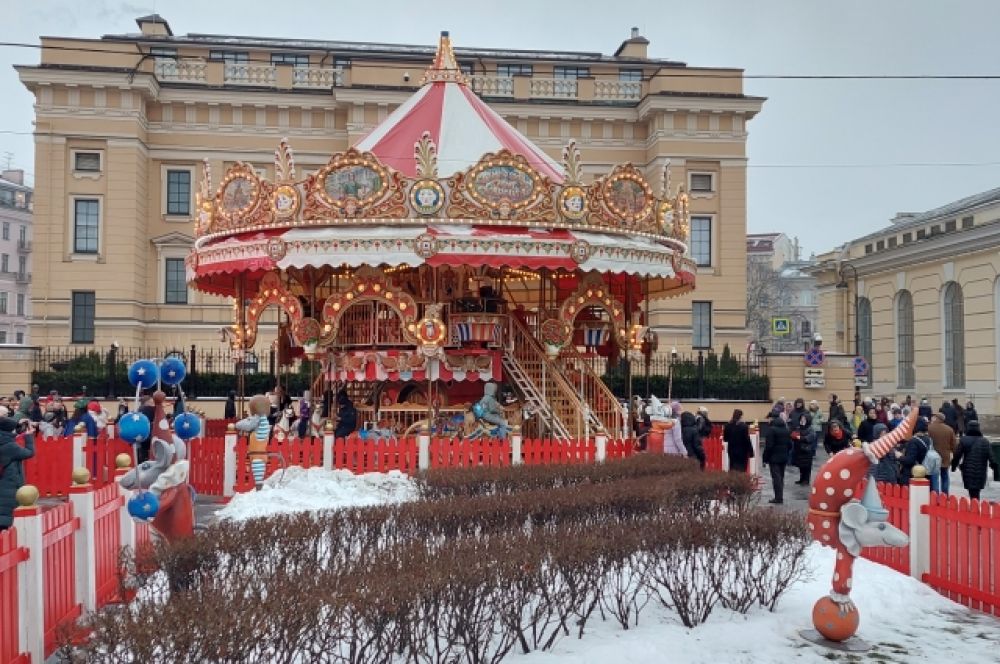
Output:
[354,32,563,182]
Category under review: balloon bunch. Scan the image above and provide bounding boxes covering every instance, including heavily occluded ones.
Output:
[120,356,200,523]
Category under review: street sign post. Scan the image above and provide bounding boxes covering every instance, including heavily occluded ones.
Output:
[772,318,791,336]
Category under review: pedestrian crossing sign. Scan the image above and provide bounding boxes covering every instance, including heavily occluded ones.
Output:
[772,318,791,336]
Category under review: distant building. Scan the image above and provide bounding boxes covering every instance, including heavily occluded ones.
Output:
[810,186,1000,419]
[745,232,817,352]
[0,170,32,344]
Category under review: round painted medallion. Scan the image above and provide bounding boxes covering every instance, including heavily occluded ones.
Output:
[410,179,445,216]
[271,184,300,219]
[220,176,257,216]
[558,186,588,221]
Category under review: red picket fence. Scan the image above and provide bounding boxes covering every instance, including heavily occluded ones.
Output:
[24,436,75,498]
[83,436,135,487]
[92,484,124,608]
[923,493,1000,616]
[521,438,595,465]
[188,436,227,497]
[334,436,420,474]
[41,504,81,656]
[860,481,911,575]
[204,419,234,437]
[704,426,724,471]
[606,439,635,460]
[429,437,510,468]
[0,529,28,664]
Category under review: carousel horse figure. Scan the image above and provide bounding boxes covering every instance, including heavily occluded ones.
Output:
[273,405,297,442]
[309,404,328,439]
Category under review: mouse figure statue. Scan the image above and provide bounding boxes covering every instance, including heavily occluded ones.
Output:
[805,408,917,644]
[234,395,272,490]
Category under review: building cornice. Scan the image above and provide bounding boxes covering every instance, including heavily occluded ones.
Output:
[847,220,1000,277]
[637,95,765,121]
[16,66,159,98]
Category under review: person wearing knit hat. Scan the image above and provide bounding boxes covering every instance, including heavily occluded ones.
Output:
[900,417,934,486]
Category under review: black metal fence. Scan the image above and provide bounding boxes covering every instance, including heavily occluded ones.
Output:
[31,346,320,398]
[597,350,769,401]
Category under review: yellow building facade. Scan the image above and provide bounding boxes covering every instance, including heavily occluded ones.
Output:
[17,14,762,353]
[811,187,1000,418]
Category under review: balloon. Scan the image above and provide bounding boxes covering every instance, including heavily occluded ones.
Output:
[173,412,201,440]
[118,412,151,445]
[472,403,485,419]
[127,491,160,521]
[128,360,160,389]
[160,357,187,386]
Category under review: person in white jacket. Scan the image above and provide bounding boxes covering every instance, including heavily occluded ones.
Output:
[665,400,686,455]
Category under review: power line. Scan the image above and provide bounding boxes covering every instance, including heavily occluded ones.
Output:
[3,40,1000,80]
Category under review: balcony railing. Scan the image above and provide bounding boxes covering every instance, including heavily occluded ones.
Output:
[225,63,277,86]
[15,272,30,284]
[17,239,31,252]
[594,79,642,102]
[154,58,208,83]
[469,75,514,97]
[530,77,578,100]
[292,66,344,89]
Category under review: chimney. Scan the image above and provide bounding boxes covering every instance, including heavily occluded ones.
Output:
[135,14,173,37]
[1,169,23,185]
[615,27,650,59]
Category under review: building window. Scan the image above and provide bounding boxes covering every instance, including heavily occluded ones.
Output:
[690,216,712,267]
[1,222,7,240]
[166,169,191,216]
[864,244,873,254]
[0,190,11,205]
[73,199,100,254]
[857,296,872,368]
[0,255,7,272]
[0,292,6,314]
[334,58,351,69]
[497,63,532,77]
[962,215,974,229]
[801,320,812,338]
[896,290,914,389]
[888,236,898,248]
[930,224,941,236]
[71,291,95,344]
[876,240,885,250]
[165,258,188,304]
[73,152,101,172]
[16,293,24,316]
[209,50,249,63]
[916,229,926,240]
[271,53,310,66]
[18,226,25,244]
[692,301,712,349]
[0,331,6,344]
[459,62,474,75]
[689,173,714,192]
[149,47,177,58]
[945,219,956,232]
[15,332,22,344]
[17,256,25,275]
[553,66,590,79]
[619,68,643,81]
[943,282,965,389]
[903,232,912,243]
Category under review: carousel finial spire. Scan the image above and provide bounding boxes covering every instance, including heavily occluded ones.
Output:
[420,30,469,85]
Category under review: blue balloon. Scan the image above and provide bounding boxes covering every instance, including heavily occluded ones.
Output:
[472,402,485,419]
[127,491,159,521]
[128,360,160,389]
[160,357,187,387]
[118,412,151,444]
[173,412,201,440]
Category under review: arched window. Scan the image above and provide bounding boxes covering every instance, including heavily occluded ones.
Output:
[943,282,965,389]
[896,290,915,389]
[857,296,873,369]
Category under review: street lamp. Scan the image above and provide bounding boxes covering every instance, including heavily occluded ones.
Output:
[837,263,860,357]
[641,327,658,398]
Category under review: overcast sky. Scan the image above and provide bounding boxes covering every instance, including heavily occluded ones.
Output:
[3,0,1000,256]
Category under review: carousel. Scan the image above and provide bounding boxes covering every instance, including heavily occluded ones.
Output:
[186,32,696,442]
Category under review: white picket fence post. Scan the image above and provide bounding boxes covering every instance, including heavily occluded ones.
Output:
[511,427,523,465]
[223,429,238,497]
[68,479,97,613]
[418,427,431,471]
[115,462,136,554]
[908,474,932,582]
[13,500,45,664]
[72,430,87,472]
[322,428,335,471]
[749,430,761,477]
[595,432,607,463]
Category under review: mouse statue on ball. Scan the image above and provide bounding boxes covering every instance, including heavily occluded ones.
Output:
[803,409,917,649]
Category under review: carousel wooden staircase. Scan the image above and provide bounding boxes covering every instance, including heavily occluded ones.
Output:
[559,346,626,440]
[504,317,588,442]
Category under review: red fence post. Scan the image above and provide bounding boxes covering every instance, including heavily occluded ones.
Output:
[0,528,29,664]
[909,474,931,581]
[12,490,48,663]
[67,475,97,613]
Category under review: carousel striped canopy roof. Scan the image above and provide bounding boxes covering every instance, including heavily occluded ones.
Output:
[354,32,563,181]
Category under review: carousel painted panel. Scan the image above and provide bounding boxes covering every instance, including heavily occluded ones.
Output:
[323,349,501,383]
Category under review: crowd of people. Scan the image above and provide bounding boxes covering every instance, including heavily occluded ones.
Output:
[759,393,994,503]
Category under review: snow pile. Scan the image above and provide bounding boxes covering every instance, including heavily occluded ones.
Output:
[217,467,418,521]
[508,543,1000,664]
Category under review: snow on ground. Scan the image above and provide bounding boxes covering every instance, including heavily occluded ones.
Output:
[509,543,1000,664]
[217,467,418,521]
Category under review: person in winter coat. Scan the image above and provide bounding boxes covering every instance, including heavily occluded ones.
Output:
[951,399,965,435]
[899,417,931,485]
[680,411,706,469]
[963,402,979,431]
[809,400,826,443]
[851,405,865,435]
[695,407,713,439]
[0,417,35,530]
[789,398,814,484]
[762,416,791,504]
[333,389,358,439]
[918,399,933,419]
[137,396,156,465]
[856,407,879,443]
[828,394,848,429]
[887,405,904,431]
[952,420,992,500]
[928,413,957,494]
[723,409,753,472]
[940,401,959,433]
[665,401,686,457]
[824,420,850,455]
[63,401,98,439]
[869,424,901,484]
[224,390,238,420]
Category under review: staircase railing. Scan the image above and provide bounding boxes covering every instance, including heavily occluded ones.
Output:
[559,345,626,439]
[506,316,589,440]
